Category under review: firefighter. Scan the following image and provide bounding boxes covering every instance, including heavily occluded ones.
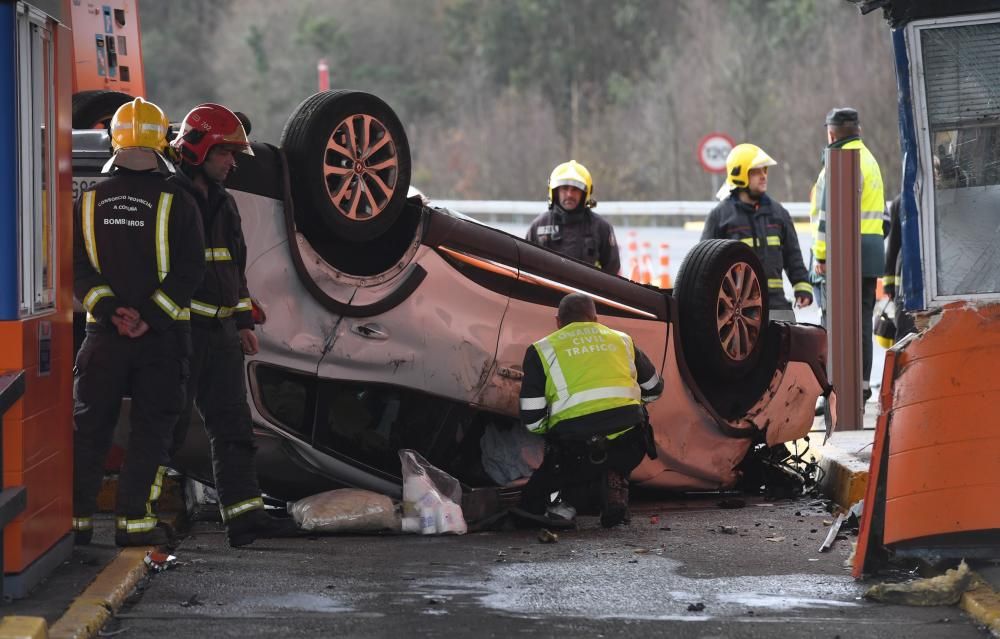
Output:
[168,103,297,547]
[72,98,205,547]
[810,107,885,404]
[702,143,813,322]
[526,161,621,275]
[516,293,663,528]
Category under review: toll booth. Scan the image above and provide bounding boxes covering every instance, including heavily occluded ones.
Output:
[851,0,1000,572]
[0,0,75,597]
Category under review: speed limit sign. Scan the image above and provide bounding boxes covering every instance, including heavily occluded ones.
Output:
[697,133,735,174]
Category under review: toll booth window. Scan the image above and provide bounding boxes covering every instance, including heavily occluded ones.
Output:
[15,7,56,316]
[919,20,1000,298]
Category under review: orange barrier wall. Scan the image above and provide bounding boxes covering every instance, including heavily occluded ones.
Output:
[883,302,1000,545]
[0,19,74,576]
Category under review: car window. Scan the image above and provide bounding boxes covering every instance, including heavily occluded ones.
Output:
[315,380,472,478]
[253,363,317,441]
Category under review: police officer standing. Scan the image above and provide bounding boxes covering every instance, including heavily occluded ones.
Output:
[168,103,296,547]
[702,143,813,322]
[810,107,885,404]
[526,161,621,275]
[516,293,663,528]
[73,98,205,547]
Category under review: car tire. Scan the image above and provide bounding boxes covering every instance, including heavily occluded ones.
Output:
[674,239,769,381]
[280,90,411,242]
[72,90,134,129]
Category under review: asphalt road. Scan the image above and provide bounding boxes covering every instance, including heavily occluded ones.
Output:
[100,496,987,638]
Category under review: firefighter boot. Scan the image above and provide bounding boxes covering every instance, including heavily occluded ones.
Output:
[600,470,629,528]
[73,517,94,545]
[115,524,170,547]
[226,509,300,548]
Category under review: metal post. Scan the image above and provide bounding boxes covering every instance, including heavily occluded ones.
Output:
[826,148,863,431]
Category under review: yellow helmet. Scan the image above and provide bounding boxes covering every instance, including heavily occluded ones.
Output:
[548,160,594,207]
[716,143,776,200]
[109,97,169,152]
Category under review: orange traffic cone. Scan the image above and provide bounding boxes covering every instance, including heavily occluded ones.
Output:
[639,242,653,285]
[657,242,672,288]
[626,231,641,281]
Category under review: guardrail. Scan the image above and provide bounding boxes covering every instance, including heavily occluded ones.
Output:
[0,370,27,601]
[431,200,813,225]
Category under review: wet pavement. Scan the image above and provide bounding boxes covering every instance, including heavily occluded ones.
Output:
[94,496,988,638]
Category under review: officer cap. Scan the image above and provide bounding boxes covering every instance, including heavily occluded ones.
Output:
[826,107,859,126]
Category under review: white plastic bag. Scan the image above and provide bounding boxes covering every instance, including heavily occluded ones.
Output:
[399,449,467,535]
[289,488,401,533]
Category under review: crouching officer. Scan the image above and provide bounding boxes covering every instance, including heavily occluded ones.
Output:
[73,98,205,547]
[168,103,297,547]
[516,293,663,528]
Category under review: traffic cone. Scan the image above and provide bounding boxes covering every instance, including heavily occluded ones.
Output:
[639,242,653,285]
[627,231,641,281]
[657,243,672,289]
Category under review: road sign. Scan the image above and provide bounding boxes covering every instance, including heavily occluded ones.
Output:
[697,133,735,174]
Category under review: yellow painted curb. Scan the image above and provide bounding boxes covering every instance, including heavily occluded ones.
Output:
[962,576,1000,637]
[47,548,150,639]
[805,437,870,510]
[0,616,48,639]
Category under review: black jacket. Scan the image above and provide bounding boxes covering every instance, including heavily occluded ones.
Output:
[169,172,254,330]
[74,169,205,333]
[526,206,621,275]
[702,193,811,310]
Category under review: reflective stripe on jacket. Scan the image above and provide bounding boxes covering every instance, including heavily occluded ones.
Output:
[811,137,885,277]
[701,194,811,310]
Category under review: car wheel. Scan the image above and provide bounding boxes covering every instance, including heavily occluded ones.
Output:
[280,90,411,242]
[72,90,134,129]
[674,239,769,381]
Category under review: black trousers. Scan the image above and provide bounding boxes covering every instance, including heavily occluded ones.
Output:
[73,329,188,520]
[520,426,647,515]
[170,319,260,519]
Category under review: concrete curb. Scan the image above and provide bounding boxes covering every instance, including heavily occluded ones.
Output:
[0,616,49,639]
[815,443,869,510]
[962,575,1000,637]
[46,548,150,639]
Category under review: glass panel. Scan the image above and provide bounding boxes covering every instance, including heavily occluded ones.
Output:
[921,22,1000,297]
[317,381,463,477]
[255,365,315,440]
[15,9,56,316]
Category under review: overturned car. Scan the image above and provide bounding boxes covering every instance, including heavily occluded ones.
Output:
[71,90,830,505]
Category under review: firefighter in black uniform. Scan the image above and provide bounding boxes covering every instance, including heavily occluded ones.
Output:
[168,103,296,547]
[526,161,621,275]
[702,143,813,322]
[515,293,663,528]
[73,98,205,547]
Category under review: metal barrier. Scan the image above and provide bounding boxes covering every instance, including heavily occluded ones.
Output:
[0,370,28,601]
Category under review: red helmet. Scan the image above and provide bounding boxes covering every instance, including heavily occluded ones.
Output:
[171,103,254,165]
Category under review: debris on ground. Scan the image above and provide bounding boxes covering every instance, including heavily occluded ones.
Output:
[538,529,558,544]
[179,593,203,607]
[819,513,846,552]
[144,550,177,572]
[717,525,738,535]
[289,488,400,533]
[687,602,706,612]
[865,560,973,606]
